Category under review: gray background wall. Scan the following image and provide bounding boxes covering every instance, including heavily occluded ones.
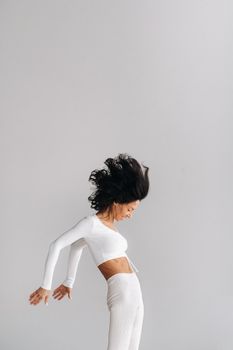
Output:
[1,1,232,349]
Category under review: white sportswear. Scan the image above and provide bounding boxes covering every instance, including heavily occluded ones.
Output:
[40,213,139,290]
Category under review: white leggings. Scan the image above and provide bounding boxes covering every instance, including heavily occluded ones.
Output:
[106,272,144,350]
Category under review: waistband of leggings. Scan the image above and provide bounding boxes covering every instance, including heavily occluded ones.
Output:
[106,271,137,284]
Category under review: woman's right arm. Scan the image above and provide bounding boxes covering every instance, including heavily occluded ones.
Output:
[28,216,90,306]
[40,216,89,291]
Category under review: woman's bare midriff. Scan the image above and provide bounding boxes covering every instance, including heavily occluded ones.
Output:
[97,257,134,281]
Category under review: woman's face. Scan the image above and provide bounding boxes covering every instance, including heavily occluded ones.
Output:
[115,200,140,221]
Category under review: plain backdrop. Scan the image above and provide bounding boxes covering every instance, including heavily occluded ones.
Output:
[1,1,232,349]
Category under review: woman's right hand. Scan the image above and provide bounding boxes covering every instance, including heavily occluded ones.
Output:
[29,287,50,306]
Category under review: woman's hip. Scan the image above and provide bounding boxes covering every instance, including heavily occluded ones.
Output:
[106,272,143,309]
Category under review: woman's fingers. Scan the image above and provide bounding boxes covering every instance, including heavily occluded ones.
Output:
[29,286,68,305]
[44,295,49,305]
[52,286,63,296]
[29,290,38,298]
[29,292,38,303]
[30,294,42,305]
[52,286,68,300]
[33,294,41,302]
[29,288,48,305]
[50,285,71,301]
[52,289,62,297]
[53,290,65,300]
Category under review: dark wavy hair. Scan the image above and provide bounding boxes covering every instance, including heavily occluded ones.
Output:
[88,153,150,212]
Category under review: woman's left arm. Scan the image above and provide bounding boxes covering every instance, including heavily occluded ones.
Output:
[62,238,87,288]
[40,216,89,290]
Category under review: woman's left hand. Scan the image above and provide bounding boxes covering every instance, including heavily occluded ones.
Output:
[52,284,72,301]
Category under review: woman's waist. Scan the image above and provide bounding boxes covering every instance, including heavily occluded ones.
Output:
[97,256,134,281]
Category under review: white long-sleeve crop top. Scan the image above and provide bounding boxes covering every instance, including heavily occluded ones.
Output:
[40,213,139,290]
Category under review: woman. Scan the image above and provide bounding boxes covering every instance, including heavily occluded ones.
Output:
[29,153,150,350]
